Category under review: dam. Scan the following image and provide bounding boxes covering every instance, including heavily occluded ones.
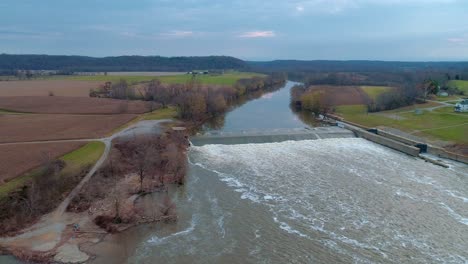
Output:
[190,127,355,146]
[81,81,467,264]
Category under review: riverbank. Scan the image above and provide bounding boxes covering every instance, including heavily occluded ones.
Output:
[0,76,287,263]
[0,119,189,263]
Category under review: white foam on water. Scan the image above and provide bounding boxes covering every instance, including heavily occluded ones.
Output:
[254,229,261,239]
[189,138,468,263]
[272,216,309,238]
[206,193,227,238]
[439,202,468,226]
[147,216,197,245]
[444,190,468,203]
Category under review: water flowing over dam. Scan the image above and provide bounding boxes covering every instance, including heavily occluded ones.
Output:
[82,81,468,264]
[115,138,468,264]
[190,127,355,146]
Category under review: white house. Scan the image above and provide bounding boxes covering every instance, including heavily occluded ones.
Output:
[454,99,468,113]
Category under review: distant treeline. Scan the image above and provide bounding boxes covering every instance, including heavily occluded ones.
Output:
[3,54,468,76]
[249,60,468,73]
[0,54,248,72]
[98,73,286,123]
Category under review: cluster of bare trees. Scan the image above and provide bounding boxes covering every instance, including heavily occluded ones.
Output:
[291,72,428,114]
[291,85,334,115]
[67,131,188,228]
[0,153,89,236]
[140,74,286,122]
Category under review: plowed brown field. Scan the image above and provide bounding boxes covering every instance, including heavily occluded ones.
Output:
[0,80,101,97]
[0,142,86,183]
[0,114,137,143]
[0,96,152,114]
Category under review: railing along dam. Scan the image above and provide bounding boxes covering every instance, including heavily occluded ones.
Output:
[190,127,356,146]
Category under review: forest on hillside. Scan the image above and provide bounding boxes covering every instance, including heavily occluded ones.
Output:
[0,54,248,73]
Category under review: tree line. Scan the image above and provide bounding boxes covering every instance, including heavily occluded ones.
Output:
[0,54,248,72]
[100,73,286,123]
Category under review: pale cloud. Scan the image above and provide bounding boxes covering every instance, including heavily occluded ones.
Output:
[447,37,467,44]
[291,0,458,14]
[161,30,194,37]
[239,31,275,38]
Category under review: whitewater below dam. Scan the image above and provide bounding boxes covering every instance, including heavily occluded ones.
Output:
[120,82,468,264]
[117,138,467,264]
[4,81,466,264]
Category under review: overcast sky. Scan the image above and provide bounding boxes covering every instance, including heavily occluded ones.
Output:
[1,0,467,61]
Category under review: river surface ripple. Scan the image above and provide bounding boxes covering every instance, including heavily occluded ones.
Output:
[124,81,468,264]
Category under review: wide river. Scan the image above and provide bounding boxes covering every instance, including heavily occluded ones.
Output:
[4,81,467,263]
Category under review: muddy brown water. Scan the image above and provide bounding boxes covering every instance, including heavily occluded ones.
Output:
[4,81,468,263]
[88,81,468,264]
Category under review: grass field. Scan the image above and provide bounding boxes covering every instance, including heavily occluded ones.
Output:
[157,72,265,85]
[335,104,467,144]
[431,95,463,102]
[0,141,104,198]
[48,72,265,85]
[447,80,468,94]
[142,106,178,120]
[60,141,105,174]
[360,86,392,100]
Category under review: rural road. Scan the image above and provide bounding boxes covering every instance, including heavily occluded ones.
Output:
[54,119,171,215]
[0,119,172,256]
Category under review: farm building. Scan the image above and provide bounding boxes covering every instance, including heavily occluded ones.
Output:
[454,99,468,112]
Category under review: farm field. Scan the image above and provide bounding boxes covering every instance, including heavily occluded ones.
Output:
[0,80,101,97]
[0,96,152,114]
[104,71,184,76]
[308,85,370,105]
[49,71,265,85]
[0,142,86,184]
[0,114,137,143]
[142,106,178,120]
[0,141,104,198]
[335,104,468,144]
[447,80,468,94]
[156,72,265,85]
[360,86,392,100]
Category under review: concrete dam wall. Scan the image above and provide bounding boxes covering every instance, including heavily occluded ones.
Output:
[190,127,355,146]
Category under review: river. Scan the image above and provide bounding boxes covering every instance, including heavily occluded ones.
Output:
[4,81,467,263]
[87,81,468,264]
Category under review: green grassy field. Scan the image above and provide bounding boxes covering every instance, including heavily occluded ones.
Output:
[360,86,392,100]
[60,141,105,173]
[157,72,265,85]
[142,106,178,120]
[335,104,468,144]
[447,80,468,94]
[431,95,463,102]
[48,72,265,85]
[0,141,105,198]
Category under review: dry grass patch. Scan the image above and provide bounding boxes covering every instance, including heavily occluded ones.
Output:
[308,85,370,106]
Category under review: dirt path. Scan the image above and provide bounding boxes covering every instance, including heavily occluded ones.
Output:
[0,119,172,263]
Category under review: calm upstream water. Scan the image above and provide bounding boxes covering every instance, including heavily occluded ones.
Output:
[209,81,308,131]
[87,81,468,264]
[6,81,466,263]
